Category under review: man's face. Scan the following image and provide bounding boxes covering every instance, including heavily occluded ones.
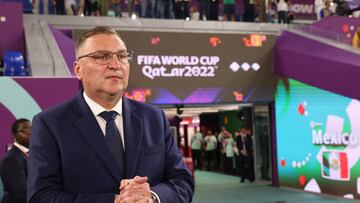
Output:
[74,34,130,100]
[15,121,31,148]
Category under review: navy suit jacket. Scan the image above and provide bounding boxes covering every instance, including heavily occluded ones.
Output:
[27,91,194,203]
[235,135,253,158]
[1,146,28,203]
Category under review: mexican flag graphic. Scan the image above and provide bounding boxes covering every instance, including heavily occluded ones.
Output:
[322,151,349,181]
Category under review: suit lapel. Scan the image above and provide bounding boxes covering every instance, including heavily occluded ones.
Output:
[73,92,122,182]
[122,98,143,178]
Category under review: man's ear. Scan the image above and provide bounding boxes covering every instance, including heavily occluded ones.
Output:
[74,61,82,80]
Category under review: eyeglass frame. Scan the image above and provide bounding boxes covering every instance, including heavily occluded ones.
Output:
[76,50,134,65]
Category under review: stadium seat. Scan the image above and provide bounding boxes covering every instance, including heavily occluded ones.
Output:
[3,51,27,76]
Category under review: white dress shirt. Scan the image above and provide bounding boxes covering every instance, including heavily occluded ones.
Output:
[14,142,29,155]
[83,92,125,149]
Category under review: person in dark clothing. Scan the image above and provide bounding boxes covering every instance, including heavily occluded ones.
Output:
[208,0,219,20]
[0,118,31,203]
[242,0,256,22]
[55,0,66,14]
[27,26,193,203]
[236,128,255,182]
[174,0,190,19]
[198,0,209,20]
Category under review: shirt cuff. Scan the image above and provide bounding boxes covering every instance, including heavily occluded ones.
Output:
[151,190,161,203]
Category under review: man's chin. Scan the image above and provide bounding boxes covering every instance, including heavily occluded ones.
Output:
[106,86,127,96]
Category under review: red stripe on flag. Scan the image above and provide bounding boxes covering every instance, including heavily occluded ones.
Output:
[340,152,348,179]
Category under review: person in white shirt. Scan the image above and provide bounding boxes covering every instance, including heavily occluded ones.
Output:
[276,0,289,23]
[191,127,203,170]
[222,131,236,174]
[314,0,325,20]
[204,130,217,171]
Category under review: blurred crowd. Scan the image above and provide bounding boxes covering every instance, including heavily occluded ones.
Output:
[190,126,255,182]
[27,0,360,23]
[28,0,298,23]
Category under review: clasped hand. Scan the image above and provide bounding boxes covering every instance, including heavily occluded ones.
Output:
[114,176,153,203]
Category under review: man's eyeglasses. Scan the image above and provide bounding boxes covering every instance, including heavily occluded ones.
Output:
[77,50,134,65]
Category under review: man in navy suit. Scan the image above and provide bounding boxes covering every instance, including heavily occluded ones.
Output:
[27,26,194,203]
[235,128,254,183]
[1,118,31,203]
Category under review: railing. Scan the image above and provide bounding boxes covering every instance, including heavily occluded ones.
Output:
[301,25,352,45]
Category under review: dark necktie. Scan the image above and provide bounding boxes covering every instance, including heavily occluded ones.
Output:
[99,111,125,176]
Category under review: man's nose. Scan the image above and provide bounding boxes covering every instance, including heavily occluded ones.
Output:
[109,54,121,67]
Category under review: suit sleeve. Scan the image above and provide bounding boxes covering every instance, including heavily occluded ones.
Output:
[151,111,194,203]
[1,153,27,202]
[27,114,115,203]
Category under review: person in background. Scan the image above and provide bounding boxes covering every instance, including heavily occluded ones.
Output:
[140,0,155,17]
[266,0,277,23]
[276,0,289,23]
[353,26,360,49]
[84,0,100,16]
[198,0,209,20]
[287,12,294,23]
[314,0,324,20]
[27,26,194,203]
[190,5,200,20]
[204,130,217,171]
[65,0,75,15]
[33,0,50,14]
[99,0,110,16]
[77,0,86,15]
[236,127,254,182]
[208,0,219,20]
[54,0,66,14]
[223,0,236,21]
[174,0,190,19]
[191,127,203,170]
[111,0,123,17]
[217,126,226,168]
[319,0,332,18]
[0,118,31,203]
[222,131,236,174]
[243,0,256,22]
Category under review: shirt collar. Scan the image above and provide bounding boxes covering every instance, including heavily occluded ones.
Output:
[13,142,29,154]
[83,91,122,117]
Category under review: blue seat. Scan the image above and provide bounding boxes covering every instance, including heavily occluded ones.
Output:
[3,51,27,76]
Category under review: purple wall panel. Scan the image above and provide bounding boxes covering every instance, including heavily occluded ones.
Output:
[15,77,80,109]
[49,24,76,75]
[274,30,360,100]
[311,16,360,34]
[306,16,360,44]
[0,2,25,58]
